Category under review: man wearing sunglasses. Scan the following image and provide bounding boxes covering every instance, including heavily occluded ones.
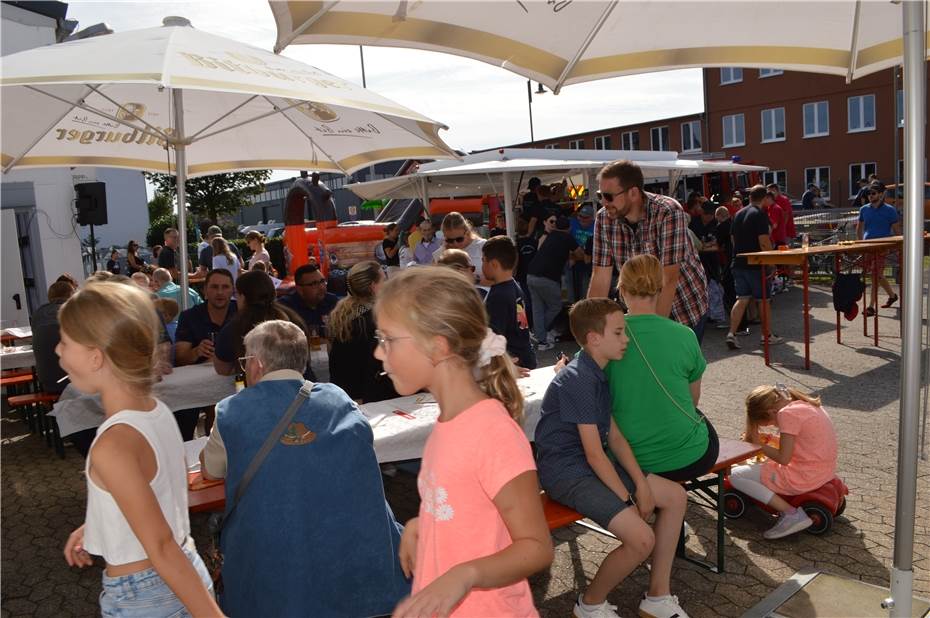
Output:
[278,263,339,335]
[588,160,709,342]
[856,180,901,316]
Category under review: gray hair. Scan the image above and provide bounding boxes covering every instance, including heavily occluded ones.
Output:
[152,268,172,285]
[243,320,308,374]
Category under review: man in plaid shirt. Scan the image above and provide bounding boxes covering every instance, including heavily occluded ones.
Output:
[588,160,709,342]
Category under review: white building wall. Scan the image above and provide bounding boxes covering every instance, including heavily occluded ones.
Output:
[77,168,150,250]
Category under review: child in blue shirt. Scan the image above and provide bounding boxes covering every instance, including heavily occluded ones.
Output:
[534,299,689,618]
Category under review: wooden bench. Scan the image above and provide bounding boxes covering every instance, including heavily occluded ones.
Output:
[540,438,761,574]
[7,392,63,455]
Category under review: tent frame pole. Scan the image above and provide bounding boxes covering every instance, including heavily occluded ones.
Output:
[888,1,926,616]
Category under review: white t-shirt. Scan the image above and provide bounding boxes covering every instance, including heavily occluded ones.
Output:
[432,236,486,274]
[248,247,271,271]
[213,253,242,286]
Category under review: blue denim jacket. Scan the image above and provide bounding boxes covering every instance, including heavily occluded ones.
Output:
[218,380,409,617]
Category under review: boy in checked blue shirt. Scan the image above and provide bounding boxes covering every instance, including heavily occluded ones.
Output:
[534,299,689,618]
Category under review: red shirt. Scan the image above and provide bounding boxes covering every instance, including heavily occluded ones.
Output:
[767,202,787,245]
[775,194,796,238]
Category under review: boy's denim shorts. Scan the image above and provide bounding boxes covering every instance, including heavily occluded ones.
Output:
[99,536,213,618]
[544,462,638,529]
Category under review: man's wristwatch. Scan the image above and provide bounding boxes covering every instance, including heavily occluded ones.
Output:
[624,494,637,507]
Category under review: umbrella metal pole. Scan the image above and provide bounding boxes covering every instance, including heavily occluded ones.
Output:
[172,88,191,311]
[887,1,926,616]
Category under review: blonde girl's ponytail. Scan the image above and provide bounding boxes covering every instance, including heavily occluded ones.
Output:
[477,354,524,422]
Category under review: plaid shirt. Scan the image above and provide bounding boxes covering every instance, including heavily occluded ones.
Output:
[592,192,708,327]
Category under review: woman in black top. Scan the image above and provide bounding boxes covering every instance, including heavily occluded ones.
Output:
[125,240,144,274]
[106,249,121,274]
[328,261,398,403]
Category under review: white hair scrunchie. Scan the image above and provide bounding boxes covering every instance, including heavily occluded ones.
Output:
[477,330,508,368]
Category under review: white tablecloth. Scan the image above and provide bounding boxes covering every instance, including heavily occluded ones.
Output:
[0,346,35,370]
[360,366,555,464]
[2,327,32,339]
[50,363,236,437]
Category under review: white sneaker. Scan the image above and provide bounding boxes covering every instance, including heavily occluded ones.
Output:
[537,341,554,351]
[574,597,621,618]
[547,329,561,343]
[761,334,785,345]
[726,333,741,350]
[763,508,813,539]
[639,594,689,618]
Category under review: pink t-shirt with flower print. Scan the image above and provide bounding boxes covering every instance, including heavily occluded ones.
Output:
[412,398,539,617]
[762,401,838,494]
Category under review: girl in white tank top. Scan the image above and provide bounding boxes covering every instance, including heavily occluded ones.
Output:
[57,282,222,617]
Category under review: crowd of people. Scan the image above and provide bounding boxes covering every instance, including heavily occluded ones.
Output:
[33,159,850,618]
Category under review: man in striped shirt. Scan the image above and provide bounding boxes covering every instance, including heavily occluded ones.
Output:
[587,160,709,342]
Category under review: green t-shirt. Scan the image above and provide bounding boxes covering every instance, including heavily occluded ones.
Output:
[606,314,708,473]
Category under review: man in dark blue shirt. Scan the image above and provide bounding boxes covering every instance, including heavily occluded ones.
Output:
[277,264,338,336]
[481,237,536,369]
[175,269,237,366]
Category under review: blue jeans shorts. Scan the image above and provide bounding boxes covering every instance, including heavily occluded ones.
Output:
[733,267,768,300]
[99,536,213,618]
[544,463,638,529]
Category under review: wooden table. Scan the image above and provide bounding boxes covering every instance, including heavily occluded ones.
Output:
[740,240,899,369]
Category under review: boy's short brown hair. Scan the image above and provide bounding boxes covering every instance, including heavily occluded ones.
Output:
[481,236,518,270]
[569,298,624,347]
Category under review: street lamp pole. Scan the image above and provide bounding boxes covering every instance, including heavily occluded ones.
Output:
[527,80,546,146]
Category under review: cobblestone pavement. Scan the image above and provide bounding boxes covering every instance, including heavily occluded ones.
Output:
[2,284,928,617]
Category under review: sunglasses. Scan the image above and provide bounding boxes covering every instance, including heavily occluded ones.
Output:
[298,279,327,287]
[868,190,882,196]
[596,187,632,203]
[445,236,466,244]
[545,219,556,224]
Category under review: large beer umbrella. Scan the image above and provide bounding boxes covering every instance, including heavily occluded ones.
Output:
[270,1,925,93]
[272,2,929,615]
[1,16,456,307]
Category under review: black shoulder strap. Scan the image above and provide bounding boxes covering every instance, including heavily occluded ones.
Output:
[226,380,313,521]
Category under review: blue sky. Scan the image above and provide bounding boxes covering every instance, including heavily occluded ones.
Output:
[65,1,704,182]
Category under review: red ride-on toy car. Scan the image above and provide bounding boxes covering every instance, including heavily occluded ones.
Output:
[722,476,849,535]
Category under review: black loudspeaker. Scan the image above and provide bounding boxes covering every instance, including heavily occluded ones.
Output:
[75,182,108,226]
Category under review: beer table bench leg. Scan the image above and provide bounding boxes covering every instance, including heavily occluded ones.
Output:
[677,473,726,573]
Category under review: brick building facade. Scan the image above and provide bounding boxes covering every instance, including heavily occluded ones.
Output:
[508,66,930,203]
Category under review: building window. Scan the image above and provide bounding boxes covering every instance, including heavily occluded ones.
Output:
[759,68,783,78]
[650,126,669,151]
[681,120,701,152]
[569,139,584,149]
[544,143,558,149]
[720,67,743,84]
[761,107,786,142]
[849,162,877,196]
[762,170,788,193]
[722,113,745,147]
[594,135,612,150]
[803,101,829,138]
[621,130,639,150]
[804,167,831,199]
[848,94,876,132]
[896,89,904,128]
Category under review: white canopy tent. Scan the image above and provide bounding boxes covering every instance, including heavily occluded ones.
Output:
[344,148,767,234]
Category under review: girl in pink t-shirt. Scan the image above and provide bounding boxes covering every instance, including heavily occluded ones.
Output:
[374,267,553,617]
[730,384,839,540]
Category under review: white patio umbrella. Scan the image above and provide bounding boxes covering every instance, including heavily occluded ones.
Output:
[270,0,926,93]
[272,2,929,615]
[1,16,457,307]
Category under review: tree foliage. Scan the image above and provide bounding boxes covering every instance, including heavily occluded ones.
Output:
[144,170,271,223]
[147,192,172,222]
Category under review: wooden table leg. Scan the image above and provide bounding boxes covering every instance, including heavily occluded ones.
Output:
[803,260,810,370]
[761,267,770,366]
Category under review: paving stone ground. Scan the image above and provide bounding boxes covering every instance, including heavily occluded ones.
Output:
[2,283,928,617]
